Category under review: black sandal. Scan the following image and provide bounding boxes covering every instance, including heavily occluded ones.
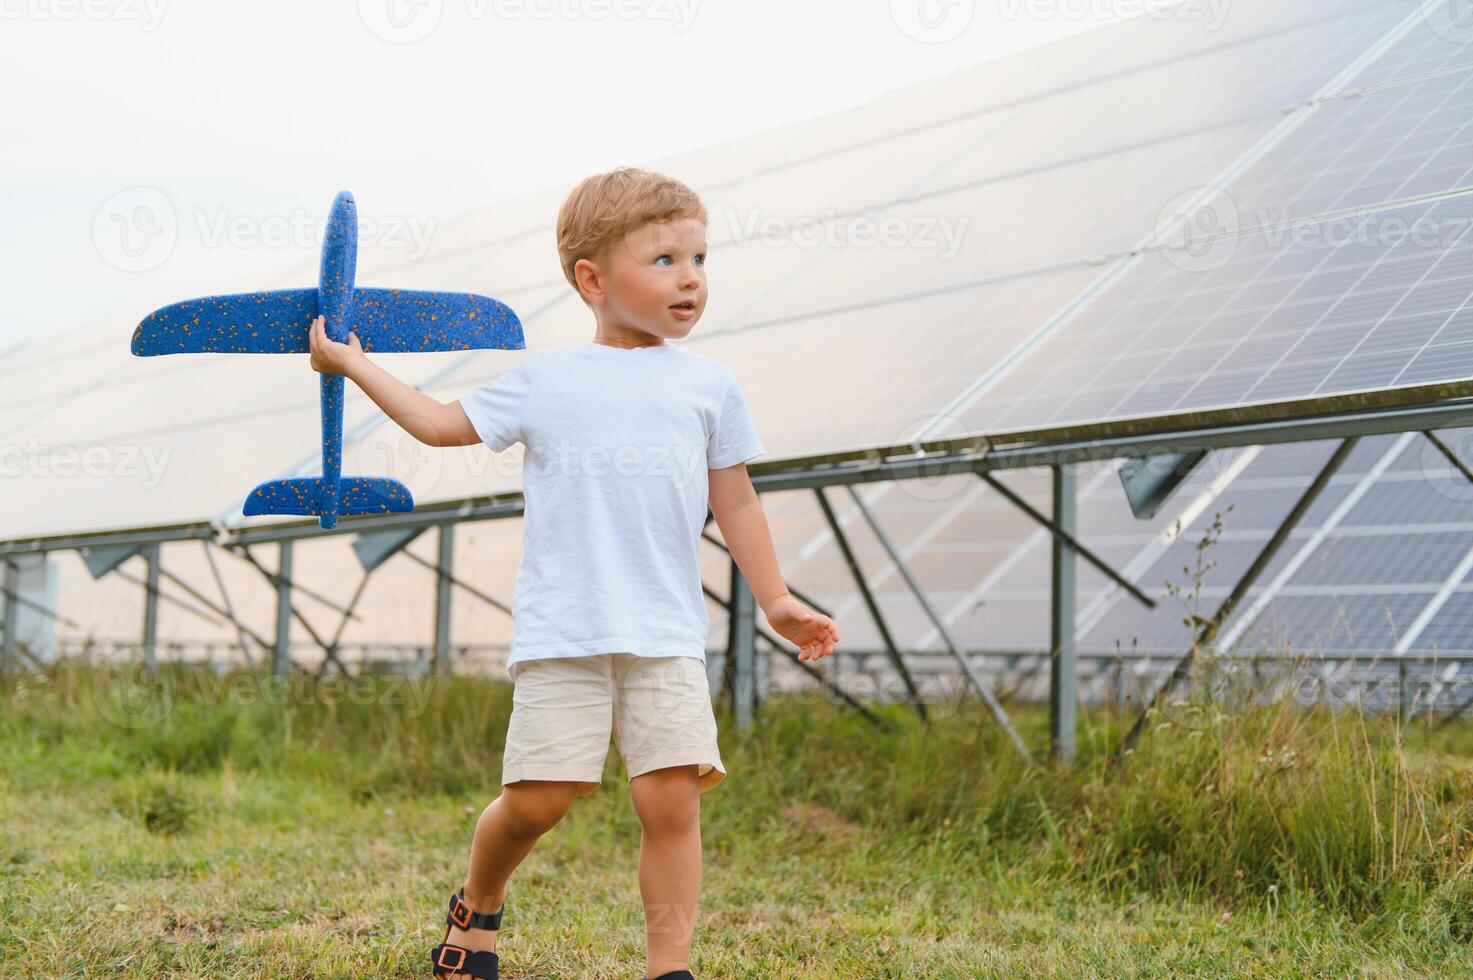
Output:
[430,887,504,979]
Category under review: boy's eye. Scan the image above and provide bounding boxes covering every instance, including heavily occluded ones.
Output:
[655,255,671,265]
[655,254,705,267]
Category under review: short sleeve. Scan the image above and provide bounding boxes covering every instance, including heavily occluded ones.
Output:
[457,355,535,452]
[707,369,765,469]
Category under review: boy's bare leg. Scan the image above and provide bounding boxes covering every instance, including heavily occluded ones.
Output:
[443,780,579,977]
[630,764,703,979]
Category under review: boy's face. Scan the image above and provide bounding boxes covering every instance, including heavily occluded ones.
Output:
[587,216,707,341]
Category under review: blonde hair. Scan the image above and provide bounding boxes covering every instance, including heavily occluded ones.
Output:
[556,166,707,302]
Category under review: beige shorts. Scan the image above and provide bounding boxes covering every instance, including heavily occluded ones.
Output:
[501,652,726,797]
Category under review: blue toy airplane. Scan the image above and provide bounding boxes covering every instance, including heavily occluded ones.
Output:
[131,190,525,530]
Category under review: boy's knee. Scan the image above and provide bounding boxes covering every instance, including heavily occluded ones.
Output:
[499,781,577,836]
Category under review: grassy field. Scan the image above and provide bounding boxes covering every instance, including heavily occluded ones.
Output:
[3,660,1473,978]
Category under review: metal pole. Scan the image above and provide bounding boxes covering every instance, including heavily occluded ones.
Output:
[434,524,455,675]
[1050,464,1078,762]
[142,543,160,669]
[728,558,757,729]
[274,540,293,679]
[1,559,15,677]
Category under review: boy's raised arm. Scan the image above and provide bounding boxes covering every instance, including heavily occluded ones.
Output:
[307,315,480,449]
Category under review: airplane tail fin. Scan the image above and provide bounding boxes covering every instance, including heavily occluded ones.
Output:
[242,476,414,529]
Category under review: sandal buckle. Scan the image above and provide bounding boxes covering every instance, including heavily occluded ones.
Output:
[436,944,468,971]
[449,893,474,929]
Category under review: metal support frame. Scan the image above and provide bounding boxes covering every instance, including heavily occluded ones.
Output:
[142,543,160,669]
[433,523,455,675]
[1050,464,1078,762]
[813,486,928,723]
[844,485,1031,760]
[1,559,15,676]
[202,540,264,667]
[1120,437,1361,754]
[399,548,513,617]
[724,557,758,728]
[975,470,1155,610]
[700,581,888,728]
[274,540,293,679]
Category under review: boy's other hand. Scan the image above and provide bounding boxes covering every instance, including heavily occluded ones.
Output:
[765,594,839,662]
[308,315,364,377]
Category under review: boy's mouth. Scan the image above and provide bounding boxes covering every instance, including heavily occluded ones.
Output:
[669,301,696,311]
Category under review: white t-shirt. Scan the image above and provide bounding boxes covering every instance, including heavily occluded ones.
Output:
[457,340,766,680]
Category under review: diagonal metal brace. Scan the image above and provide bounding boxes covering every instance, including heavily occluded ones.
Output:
[974,469,1156,609]
[844,485,1032,761]
[1118,437,1360,756]
[813,487,928,723]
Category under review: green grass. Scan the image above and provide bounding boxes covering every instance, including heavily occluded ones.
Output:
[3,660,1473,978]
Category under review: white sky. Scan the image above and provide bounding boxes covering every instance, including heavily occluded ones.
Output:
[1,0,1124,346]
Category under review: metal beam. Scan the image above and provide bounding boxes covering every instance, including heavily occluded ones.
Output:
[1119,437,1361,754]
[202,540,264,668]
[10,395,1473,561]
[976,470,1155,609]
[1050,464,1078,763]
[725,558,758,729]
[399,549,513,617]
[274,540,293,679]
[1,559,15,676]
[813,487,928,723]
[142,543,160,669]
[844,485,1031,761]
[433,524,455,675]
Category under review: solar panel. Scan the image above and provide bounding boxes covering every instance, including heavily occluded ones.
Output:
[947,53,1473,432]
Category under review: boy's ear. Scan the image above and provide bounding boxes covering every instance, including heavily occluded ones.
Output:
[573,257,604,305]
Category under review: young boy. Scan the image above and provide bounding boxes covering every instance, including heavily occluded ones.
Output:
[308,166,840,980]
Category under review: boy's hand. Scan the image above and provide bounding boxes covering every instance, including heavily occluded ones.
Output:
[764,594,839,662]
[308,315,364,377]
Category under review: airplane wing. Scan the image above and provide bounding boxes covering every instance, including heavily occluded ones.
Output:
[131,288,524,356]
[349,288,524,352]
[131,289,317,355]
